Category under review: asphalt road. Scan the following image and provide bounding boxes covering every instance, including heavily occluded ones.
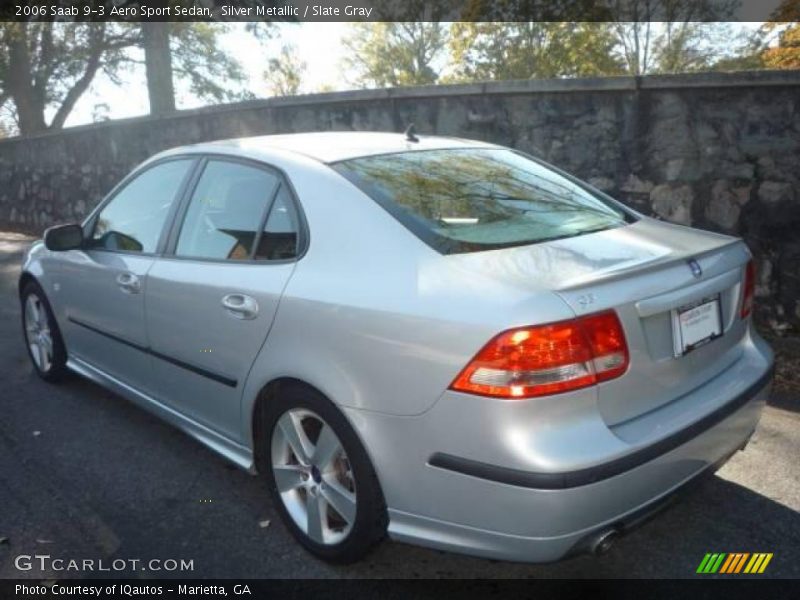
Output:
[1,231,798,579]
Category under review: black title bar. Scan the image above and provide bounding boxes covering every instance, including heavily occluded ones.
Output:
[0,0,795,22]
[2,579,798,600]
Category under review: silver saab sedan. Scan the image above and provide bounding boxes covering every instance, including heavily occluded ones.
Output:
[19,132,773,563]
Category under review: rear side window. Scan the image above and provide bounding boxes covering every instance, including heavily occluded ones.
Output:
[334,148,632,254]
[254,185,301,260]
[175,160,280,260]
[90,159,193,253]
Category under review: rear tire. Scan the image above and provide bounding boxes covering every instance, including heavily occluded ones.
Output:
[21,281,69,382]
[261,382,387,563]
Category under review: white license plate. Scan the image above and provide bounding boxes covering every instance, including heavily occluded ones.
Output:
[671,296,723,357]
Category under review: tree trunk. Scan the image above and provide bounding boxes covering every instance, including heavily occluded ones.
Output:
[7,25,47,134]
[143,23,175,115]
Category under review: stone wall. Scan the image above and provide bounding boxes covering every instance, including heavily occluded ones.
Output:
[0,70,798,331]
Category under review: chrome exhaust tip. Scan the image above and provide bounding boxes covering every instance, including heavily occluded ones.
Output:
[590,528,619,556]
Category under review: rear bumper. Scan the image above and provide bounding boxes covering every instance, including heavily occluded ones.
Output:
[428,367,772,491]
[393,368,768,562]
[345,328,773,563]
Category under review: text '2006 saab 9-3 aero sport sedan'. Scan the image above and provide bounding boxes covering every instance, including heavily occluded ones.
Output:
[20,131,773,563]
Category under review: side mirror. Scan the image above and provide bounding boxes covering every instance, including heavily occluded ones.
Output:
[43,223,84,251]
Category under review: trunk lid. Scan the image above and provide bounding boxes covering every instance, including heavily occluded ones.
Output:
[449,217,751,425]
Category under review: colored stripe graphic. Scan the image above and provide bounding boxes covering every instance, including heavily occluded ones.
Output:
[744,553,774,574]
[697,553,727,573]
[710,553,726,573]
[719,554,734,573]
[720,554,735,573]
[734,553,750,573]
[698,552,773,574]
[719,553,749,573]
[758,554,773,573]
[697,553,713,573]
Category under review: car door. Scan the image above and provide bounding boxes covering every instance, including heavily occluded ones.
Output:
[59,158,197,395]
[144,157,303,441]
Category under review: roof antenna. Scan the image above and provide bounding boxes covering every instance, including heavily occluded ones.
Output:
[404,123,419,143]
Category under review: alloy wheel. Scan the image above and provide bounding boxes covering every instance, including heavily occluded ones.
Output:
[271,409,357,545]
[24,294,53,373]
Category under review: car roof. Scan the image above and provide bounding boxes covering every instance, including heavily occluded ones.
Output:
[187,131,499,164]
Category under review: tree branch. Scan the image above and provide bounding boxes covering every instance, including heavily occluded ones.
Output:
[33,24,54,94]
[48,29,106,130]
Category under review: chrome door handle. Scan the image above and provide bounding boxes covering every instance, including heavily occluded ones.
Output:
[221,293,259,320]
[116,272,141,294]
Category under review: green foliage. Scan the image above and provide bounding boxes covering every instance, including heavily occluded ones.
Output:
[652,23,757,74]
[342,23,447,88]
[0,21,259,134]
[0,23,141,133]
[315,83,336,94]
[608,0,740,75]
[712,51,766,72]
[653,23,716,73]
[170,23,251,104]
[762,25,800,69]
[448,22,624,81]
[761,0,800,71]
[265,44,306,96]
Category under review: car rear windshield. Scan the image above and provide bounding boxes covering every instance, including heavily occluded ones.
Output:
[333,148,634,254]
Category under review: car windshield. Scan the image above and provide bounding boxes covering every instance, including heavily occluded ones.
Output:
[334,148,633,254]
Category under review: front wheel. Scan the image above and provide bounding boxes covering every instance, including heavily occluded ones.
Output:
[21,281,69,382]
[262,383,387,563]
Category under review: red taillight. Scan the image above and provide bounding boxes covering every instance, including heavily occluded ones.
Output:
[740,259,756,319]
[450,311,629,399]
